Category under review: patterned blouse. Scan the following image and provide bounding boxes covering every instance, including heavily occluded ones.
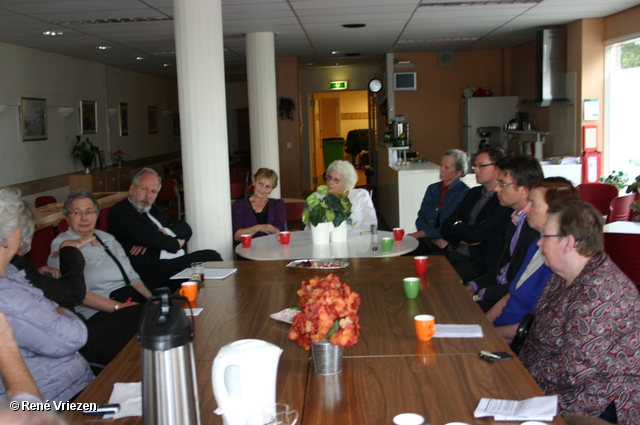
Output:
[519,253,640,425]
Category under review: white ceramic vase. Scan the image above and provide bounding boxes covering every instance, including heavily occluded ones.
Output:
[329,221,347,243]
[311,222,331,244]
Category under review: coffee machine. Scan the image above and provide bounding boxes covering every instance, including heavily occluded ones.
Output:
[477,127,501,149]
[390,115,409,147]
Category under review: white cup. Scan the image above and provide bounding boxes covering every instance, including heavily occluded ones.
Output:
[393,413,425,425]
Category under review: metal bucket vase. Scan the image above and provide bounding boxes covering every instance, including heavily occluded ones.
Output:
[311,222,331,244]
[311,341,343,375]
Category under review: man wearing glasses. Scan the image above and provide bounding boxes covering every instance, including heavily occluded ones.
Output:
[464,154,543,311]
[441,147,512,282]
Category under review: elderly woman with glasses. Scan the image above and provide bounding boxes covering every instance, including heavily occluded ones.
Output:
[50,190,152,317]
[0,188,94,401]
[322,160,377,230]
[519,201,640,424]
[408,149,469,255]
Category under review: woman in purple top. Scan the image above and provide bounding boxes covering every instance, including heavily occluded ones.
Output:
[232,168,286,241]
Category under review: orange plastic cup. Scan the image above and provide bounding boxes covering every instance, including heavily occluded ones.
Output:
[179,280,199,302]
[414,314,436,341]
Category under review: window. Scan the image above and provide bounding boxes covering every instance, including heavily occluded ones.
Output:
[605,37,640,181]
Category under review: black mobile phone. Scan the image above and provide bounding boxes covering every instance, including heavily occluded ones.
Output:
[83,403,121,415]
[478,350,514,362]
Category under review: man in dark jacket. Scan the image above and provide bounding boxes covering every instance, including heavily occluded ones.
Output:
[441,147,512,282]
[464,154,543,311]
[108,168,221,291]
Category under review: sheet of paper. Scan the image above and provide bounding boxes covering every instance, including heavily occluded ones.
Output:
[474,395,557,421]
[433,324,483,338]
[170,267,237,280]
[103,382,142,419]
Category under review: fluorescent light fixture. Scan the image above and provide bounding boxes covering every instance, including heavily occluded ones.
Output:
[398,37,479,43]
[42,31,64,36]
[420,0,541,6]
[96,46,112,50]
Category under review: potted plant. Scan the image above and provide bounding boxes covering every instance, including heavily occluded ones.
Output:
[301,185,352,244]
[71,136,99,174]
[599,170,629,191]
[288,273,361,374]
[626,174,640,221]
[111,150,125,168]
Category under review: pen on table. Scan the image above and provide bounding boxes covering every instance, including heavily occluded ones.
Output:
[480,350,501,359]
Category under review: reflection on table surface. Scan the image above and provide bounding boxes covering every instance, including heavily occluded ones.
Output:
[62,257,564,425]
[236,230,419,260]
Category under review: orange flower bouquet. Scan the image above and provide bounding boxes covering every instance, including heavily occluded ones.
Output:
[288,273,361,350]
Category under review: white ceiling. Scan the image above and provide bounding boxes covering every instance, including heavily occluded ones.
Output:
[0,0,638,80]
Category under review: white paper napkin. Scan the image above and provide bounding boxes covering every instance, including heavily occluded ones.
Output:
[433,324,483,338]
[103,382,142,419]
[474,395,558,421]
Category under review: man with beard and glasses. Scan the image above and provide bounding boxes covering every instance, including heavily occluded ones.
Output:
[108,168,221,291]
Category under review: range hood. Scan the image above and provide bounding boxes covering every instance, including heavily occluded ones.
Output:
[520,28,570,107]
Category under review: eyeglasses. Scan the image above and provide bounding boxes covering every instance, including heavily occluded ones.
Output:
[325,176,343,184]
[69,210,97,218]
[496,180,516,188]
[540,234,562,240]
[471,163,496,171]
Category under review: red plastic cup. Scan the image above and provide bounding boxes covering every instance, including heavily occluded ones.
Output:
[393,227,405,241]
[414,256,428,274]
[276,231,291,245]
[241,234,252,248]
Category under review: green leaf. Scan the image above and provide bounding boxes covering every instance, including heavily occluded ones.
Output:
[325,320,339,339]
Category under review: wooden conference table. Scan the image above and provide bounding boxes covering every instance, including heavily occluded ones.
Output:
[62,257,563,425]
[236,230,419,260]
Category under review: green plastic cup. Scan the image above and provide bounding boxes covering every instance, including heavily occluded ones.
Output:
[403,277,420,299]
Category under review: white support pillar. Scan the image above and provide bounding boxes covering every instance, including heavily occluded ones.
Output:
[174,0,233,260]
[246,32,281,198]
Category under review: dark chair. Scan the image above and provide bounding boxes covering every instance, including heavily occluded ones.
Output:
[606,194,635,224]
[157,178,182,219]
[29,226,55,268]
[35,196,57,208]
[604,232,640,290]
[345,129,370,167]
[510,313,534,356]
[230,170,250,184]
[577,183,619,218]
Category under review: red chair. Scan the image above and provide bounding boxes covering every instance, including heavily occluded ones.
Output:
[56,219,69,234]
[606,194,635,224]
[29,226,55,268]
[97,206,112,232]
[35,196,56,208]
[230,182,246,200]
[577,183,619,218]
[157,178,182,219]
[604,232,640,291]
[230,170,250,184]
[284,199,305,230]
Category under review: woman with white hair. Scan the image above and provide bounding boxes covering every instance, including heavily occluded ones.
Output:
[0,188,94,401]
[323,160,377,230]
[408,149,469,255]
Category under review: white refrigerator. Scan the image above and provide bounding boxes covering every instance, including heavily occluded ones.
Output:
[461,96,518,155]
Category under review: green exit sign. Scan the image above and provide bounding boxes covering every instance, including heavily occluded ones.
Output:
[330,81,348,90]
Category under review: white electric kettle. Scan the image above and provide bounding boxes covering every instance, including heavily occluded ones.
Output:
[212,339,283,425]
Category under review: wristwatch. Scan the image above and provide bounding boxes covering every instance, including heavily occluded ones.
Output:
[114,301,120,311]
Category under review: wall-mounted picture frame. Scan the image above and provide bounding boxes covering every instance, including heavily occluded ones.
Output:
[21,97,47,141]
[148,106,158,134]
[119,102,128,136]
[80,100,97,134]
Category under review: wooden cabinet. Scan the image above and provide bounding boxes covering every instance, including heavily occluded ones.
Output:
[69,166,131,192]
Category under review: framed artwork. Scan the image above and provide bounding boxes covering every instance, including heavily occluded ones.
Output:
[21,97,47,141]
[148,106,158,134]
[80,100,97,134]
[119,103,128,136]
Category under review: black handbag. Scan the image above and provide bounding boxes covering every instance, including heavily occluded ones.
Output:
[510,313,534,356]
